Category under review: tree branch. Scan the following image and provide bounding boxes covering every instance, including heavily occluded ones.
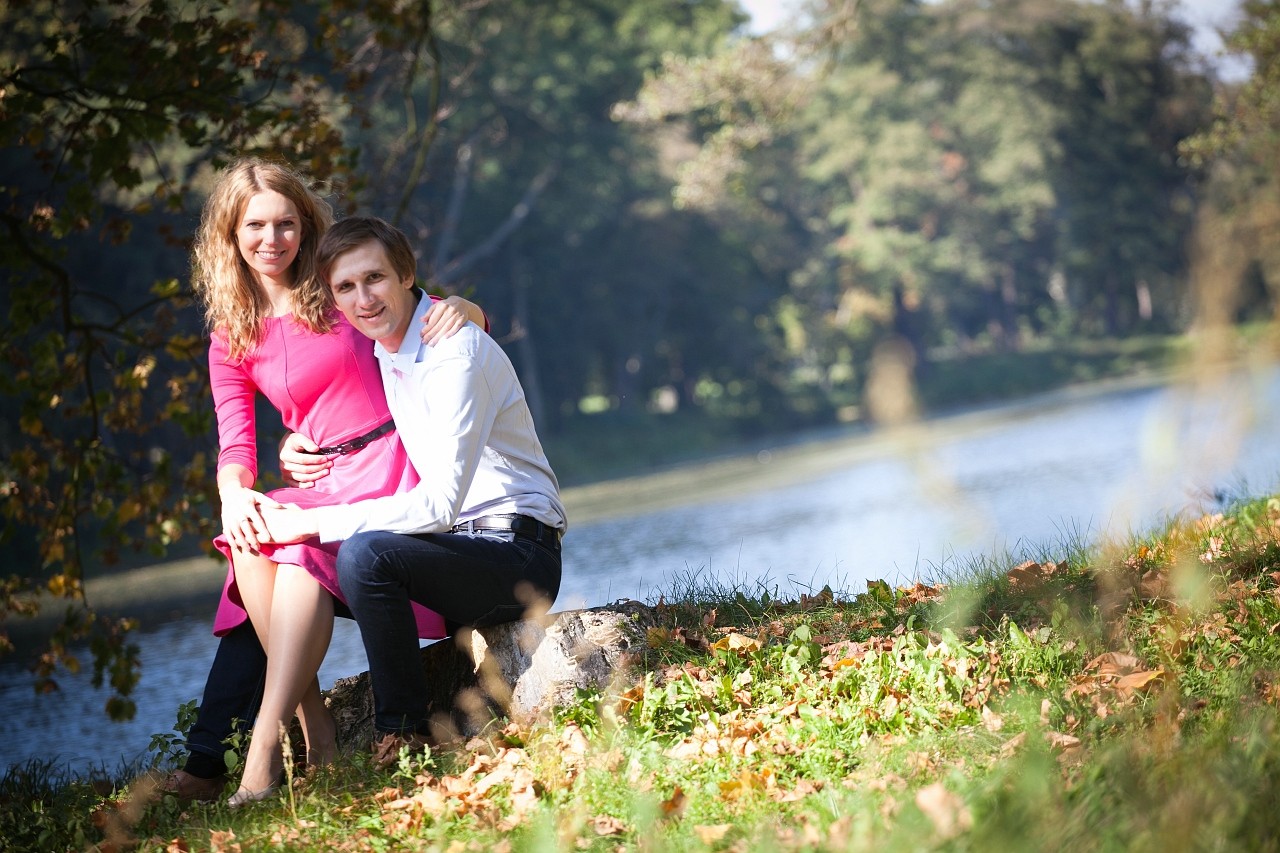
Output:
[430,133,480,274]
[434,161,559,285]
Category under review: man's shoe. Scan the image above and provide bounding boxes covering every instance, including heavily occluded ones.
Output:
[159,769,227,803]
[371,730,430,770]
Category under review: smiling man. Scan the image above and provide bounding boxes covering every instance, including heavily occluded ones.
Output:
[261,215,566,766]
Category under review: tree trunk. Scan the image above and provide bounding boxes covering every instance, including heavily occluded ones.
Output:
[510,245,546,428]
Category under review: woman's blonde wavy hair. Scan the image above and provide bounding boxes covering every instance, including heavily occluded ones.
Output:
[192,158,336,360]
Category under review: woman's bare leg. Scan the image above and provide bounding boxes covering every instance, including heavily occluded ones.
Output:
[232,550,278,652]
[297,675,337,768]
[234,564,335,797]
[232,553,334,779]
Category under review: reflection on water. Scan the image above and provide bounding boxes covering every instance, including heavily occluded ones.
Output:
[5,366,1280,774]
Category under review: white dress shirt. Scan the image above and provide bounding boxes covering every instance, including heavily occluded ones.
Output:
[312,295,566,543]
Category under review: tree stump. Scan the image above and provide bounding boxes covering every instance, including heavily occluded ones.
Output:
[326,600,655,752]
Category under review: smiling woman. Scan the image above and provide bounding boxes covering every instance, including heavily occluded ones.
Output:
[235,191,303,308]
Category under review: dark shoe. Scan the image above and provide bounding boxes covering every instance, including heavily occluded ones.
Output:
[160,769,227,803]
[371,730,430,770]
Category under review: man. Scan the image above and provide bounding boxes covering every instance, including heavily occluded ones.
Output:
[260,216,565,767]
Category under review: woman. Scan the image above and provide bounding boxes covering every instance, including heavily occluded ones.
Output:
[192,158,483,804]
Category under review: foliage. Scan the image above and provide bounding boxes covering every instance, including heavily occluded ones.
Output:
[0,0,354,716]
[1181,0,1280,330]
[621,0,1218,424]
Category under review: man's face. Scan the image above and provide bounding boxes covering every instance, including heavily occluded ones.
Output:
[327,240,418,352]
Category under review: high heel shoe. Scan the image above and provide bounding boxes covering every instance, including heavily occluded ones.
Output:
[226,783,279,808]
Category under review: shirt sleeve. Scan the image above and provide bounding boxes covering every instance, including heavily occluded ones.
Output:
[208,336,259,478]
[311,338,498,541]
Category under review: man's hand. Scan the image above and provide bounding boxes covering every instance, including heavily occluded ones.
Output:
[421,295,471,346]
[257,505,320,545]
[279,433,333,489]
[220,487,284,553]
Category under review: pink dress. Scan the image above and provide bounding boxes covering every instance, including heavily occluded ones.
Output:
[208,310,447,639]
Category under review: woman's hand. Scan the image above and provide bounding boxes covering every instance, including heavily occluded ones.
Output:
[279,432,332,489]
[421,295,479,346]
[219,486,283,553]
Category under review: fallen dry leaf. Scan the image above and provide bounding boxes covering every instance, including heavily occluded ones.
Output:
[999,731,1027,758]
[1114,669,1164,696]
[694,824,733,844]
[1086,652,1142,676]
[660,786,687,819]
[1046,731,1081,751]
[915,783,972,840]
[589,815,628,836]
[617,683,645,714]
[1007,560,1050,588]
[981,705,1004,732]
[209,830,242,853]
[771,778,823,803]
[713,633,762,654]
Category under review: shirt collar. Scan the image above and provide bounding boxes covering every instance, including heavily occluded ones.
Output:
[373,291,429,372]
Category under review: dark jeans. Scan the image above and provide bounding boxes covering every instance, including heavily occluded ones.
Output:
[337,528,562,735]
[182,621,266,778]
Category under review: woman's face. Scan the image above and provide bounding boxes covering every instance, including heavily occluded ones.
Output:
[236,190,303,288]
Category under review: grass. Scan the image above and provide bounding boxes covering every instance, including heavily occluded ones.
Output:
[9,493,1280,851]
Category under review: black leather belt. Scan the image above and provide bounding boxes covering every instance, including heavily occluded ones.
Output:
[452,514,562,547]
[305,419,395,456]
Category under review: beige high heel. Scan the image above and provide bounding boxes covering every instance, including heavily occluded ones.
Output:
[226,783,279,808]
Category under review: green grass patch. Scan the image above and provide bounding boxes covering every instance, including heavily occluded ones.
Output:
[11,495,1280,850]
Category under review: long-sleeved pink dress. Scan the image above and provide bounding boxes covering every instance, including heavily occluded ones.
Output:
[208,310,447,639]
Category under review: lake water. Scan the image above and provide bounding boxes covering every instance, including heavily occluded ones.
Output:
[5,362,1280,776]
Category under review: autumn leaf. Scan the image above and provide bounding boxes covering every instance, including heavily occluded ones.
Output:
[897,581,944,605]
[1046,730,1082,755]
[712,633,762,654]
[1085,652,1143,678]
[560,722,590,758]
[661,786,688,818]
[1114,669,1164,696]
[617,683,645,714]
[719,767,775,800]
[694,824,733,844]
[981,705,1004,732]
[771,778,823,802]
[208,830,242,853]
[589,815,628,836]
[1140,568,1169,600]
[1007,560,1051,588]
[915,783,972,840]
[999,731,1028,758]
